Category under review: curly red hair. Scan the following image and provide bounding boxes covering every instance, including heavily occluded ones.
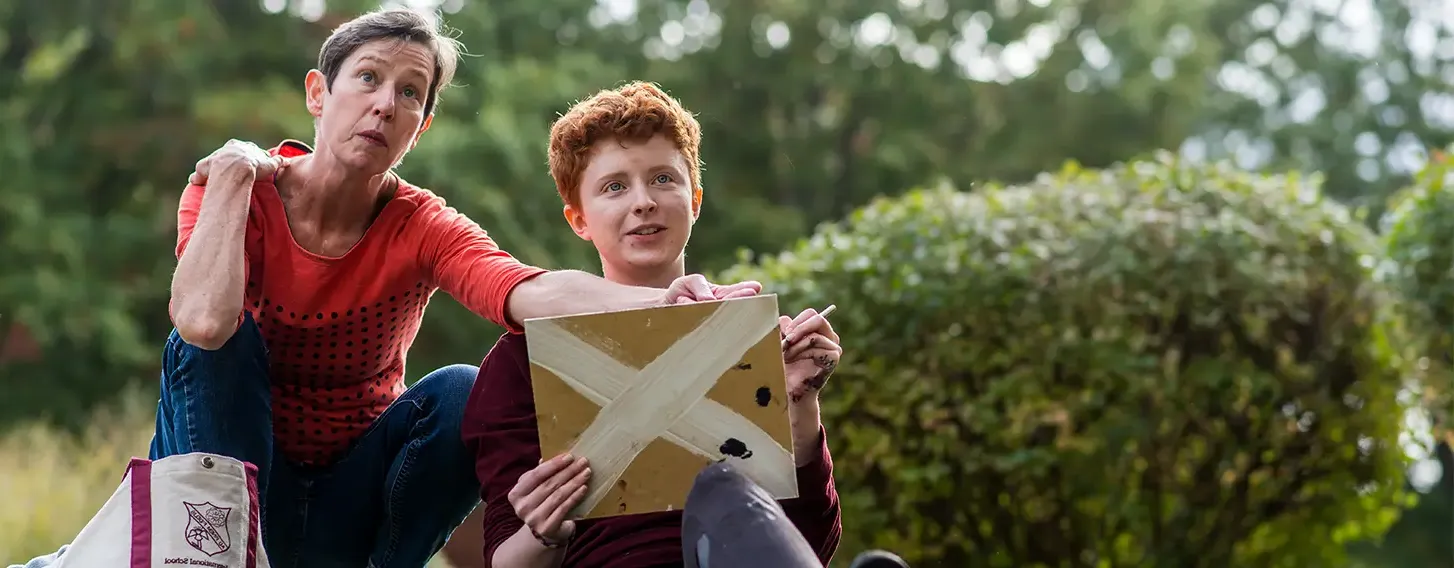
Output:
[547,81,703,210]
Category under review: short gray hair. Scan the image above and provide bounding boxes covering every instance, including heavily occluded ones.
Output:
[317,7,461,118]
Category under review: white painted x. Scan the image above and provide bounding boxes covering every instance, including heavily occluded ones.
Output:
[528,299,798,517]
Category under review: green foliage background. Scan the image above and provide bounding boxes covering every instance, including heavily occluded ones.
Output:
[1,0,1450,565]
[719,156,1421,567]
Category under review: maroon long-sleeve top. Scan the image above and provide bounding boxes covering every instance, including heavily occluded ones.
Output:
[461,332,843,568]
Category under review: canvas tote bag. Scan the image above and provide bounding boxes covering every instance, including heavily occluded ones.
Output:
[51,452,269,568]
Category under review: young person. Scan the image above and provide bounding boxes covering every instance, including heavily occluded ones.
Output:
[145,8,758,568]
[461,82,844,567]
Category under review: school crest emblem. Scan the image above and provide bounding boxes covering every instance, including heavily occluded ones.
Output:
[182,501,232,556]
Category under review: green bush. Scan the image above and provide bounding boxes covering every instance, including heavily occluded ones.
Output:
[718,154,1418,567]
[1380,151,1454,431]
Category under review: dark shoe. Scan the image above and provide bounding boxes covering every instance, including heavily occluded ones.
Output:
[849,550,909,568]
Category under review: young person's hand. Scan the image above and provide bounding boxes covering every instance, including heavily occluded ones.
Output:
[780,307,841,402]
[662,274,761,305]
[189,139,293,186]
[508,453,592,544]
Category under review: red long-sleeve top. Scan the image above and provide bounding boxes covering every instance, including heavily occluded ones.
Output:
[172,140,547,466]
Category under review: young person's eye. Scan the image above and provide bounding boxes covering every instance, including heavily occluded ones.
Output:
[606,181,626,192]
[360,71,375,83]
[654,173,673,184]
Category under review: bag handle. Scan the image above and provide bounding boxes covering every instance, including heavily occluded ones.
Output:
[125,458,152,568]
[244,462,261,568]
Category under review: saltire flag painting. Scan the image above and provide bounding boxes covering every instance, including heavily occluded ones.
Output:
[523,295,799,519]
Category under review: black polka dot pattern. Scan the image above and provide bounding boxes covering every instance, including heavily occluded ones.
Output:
[246,280,435,466]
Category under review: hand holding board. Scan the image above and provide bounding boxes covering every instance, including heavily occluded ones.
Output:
[523,295,799,519]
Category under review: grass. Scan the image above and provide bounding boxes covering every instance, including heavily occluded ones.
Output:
[0,388,155,562]
[0,387,454,567]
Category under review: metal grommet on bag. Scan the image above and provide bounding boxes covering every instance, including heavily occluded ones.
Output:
[201,456,215,469]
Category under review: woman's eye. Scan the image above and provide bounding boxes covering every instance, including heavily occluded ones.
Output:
[360,71,375,83]
[654,173,673,184]
[606,181,625,192]
[403,86,418,99]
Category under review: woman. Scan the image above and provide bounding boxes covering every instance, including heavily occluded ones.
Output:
[459,81,844,568]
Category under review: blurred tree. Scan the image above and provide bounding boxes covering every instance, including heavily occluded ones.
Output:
[0,0,1448,564]
[717,155,1422,567]
[611,0,1228,268]
[1380,147,1454,431]
[0,0,1233,406]
[1351,147,1454,567]
[1347,442,1452,568]
[6,0,1447,422]
[0,0,321,426]
[1196,0,1454,210]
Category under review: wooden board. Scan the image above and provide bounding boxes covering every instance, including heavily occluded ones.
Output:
[522,294,799,520]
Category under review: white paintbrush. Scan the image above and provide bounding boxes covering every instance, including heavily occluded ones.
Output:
[782,304,836,349]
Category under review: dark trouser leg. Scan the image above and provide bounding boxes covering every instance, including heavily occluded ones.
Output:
[681,462,822,568]
[148,311,274,504]
[292,364,482,568]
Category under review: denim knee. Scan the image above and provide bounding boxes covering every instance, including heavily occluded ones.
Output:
[163,313,269,388]
[401,363,478,429]
[152,311,273,484]
[366,364,481,566]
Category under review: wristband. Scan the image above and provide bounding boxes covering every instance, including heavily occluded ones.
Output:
[531,526,570,549]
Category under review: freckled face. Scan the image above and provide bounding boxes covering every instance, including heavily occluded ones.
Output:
[305,39,435,175]
[566,135,699,284]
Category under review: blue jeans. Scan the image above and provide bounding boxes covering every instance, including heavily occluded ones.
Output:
[147,312,480,568]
